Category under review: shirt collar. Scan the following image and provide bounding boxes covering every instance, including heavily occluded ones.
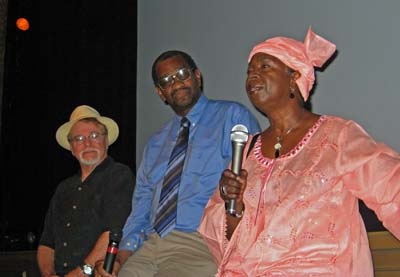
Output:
[78,156,113,183]
[173,93,208,128]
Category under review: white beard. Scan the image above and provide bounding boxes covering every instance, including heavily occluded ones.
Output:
[79,148,101,166]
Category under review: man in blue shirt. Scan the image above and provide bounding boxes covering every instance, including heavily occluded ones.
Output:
[96,50,260,276]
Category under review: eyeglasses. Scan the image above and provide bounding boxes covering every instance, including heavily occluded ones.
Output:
[68,131,106,145]
[158,68,193,89]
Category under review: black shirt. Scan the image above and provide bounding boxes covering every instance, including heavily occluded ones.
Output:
[39,156,135,275]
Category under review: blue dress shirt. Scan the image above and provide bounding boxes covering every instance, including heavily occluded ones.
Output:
[120,94,260,252]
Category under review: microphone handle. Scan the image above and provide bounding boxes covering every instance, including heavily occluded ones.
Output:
[228,142,245,215]
[103,241,118,273]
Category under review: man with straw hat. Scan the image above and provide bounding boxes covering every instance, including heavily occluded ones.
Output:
[37,105,135,276]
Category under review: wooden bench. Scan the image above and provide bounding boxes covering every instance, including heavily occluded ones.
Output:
[368,231,400,277]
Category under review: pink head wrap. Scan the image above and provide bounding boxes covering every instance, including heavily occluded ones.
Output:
[248,27,336,101]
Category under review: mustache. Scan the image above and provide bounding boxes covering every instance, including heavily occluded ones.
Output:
[171,87,191,97]
[80,147,100,154]
[79,148,100,159]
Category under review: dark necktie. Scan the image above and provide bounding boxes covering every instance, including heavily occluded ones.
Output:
[154,117,190,237]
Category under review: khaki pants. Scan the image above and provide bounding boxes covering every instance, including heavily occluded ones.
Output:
[119,231,217,277]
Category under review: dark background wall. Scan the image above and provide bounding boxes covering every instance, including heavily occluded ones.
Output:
[0,0,137,250]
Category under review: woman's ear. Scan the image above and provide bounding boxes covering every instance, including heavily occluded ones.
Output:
[291,70,301,81]
[289,71,301,90]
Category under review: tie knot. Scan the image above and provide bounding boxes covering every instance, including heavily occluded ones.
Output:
[181,117,190,128]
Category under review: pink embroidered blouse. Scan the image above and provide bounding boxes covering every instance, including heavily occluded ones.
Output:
[198,116,400,276]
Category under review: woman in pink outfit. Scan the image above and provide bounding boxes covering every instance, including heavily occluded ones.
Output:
[198,27,400,276]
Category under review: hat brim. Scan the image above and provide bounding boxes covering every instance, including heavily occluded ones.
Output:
[56,116,119,150]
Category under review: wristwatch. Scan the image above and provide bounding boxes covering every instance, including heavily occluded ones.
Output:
[80,263,94,275]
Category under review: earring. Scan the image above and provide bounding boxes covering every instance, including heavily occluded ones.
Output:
[289,88,295,99]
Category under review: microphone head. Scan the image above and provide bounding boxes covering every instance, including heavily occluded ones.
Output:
[231,124,249,143]
[109,228,123,242]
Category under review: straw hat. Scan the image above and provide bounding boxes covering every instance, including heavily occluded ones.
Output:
[56,105,119,150]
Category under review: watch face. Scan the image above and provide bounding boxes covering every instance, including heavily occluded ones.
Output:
[83,264,93,275]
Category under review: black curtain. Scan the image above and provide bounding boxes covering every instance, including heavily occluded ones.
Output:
[1,0,137,250]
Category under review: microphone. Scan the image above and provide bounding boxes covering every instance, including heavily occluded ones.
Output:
[103,228,122,273]
[227,124,249,215]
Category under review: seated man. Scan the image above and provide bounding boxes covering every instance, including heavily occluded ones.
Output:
[37,105,135,276]
[95,50,260,277]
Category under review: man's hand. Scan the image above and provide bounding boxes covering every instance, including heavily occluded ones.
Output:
[94,249,132,276]
[94,259,120,277]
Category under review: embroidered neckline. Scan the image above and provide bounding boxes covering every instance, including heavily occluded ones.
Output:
[253,115,327,165]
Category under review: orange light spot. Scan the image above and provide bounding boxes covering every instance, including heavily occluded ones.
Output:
[16,18,30,31]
